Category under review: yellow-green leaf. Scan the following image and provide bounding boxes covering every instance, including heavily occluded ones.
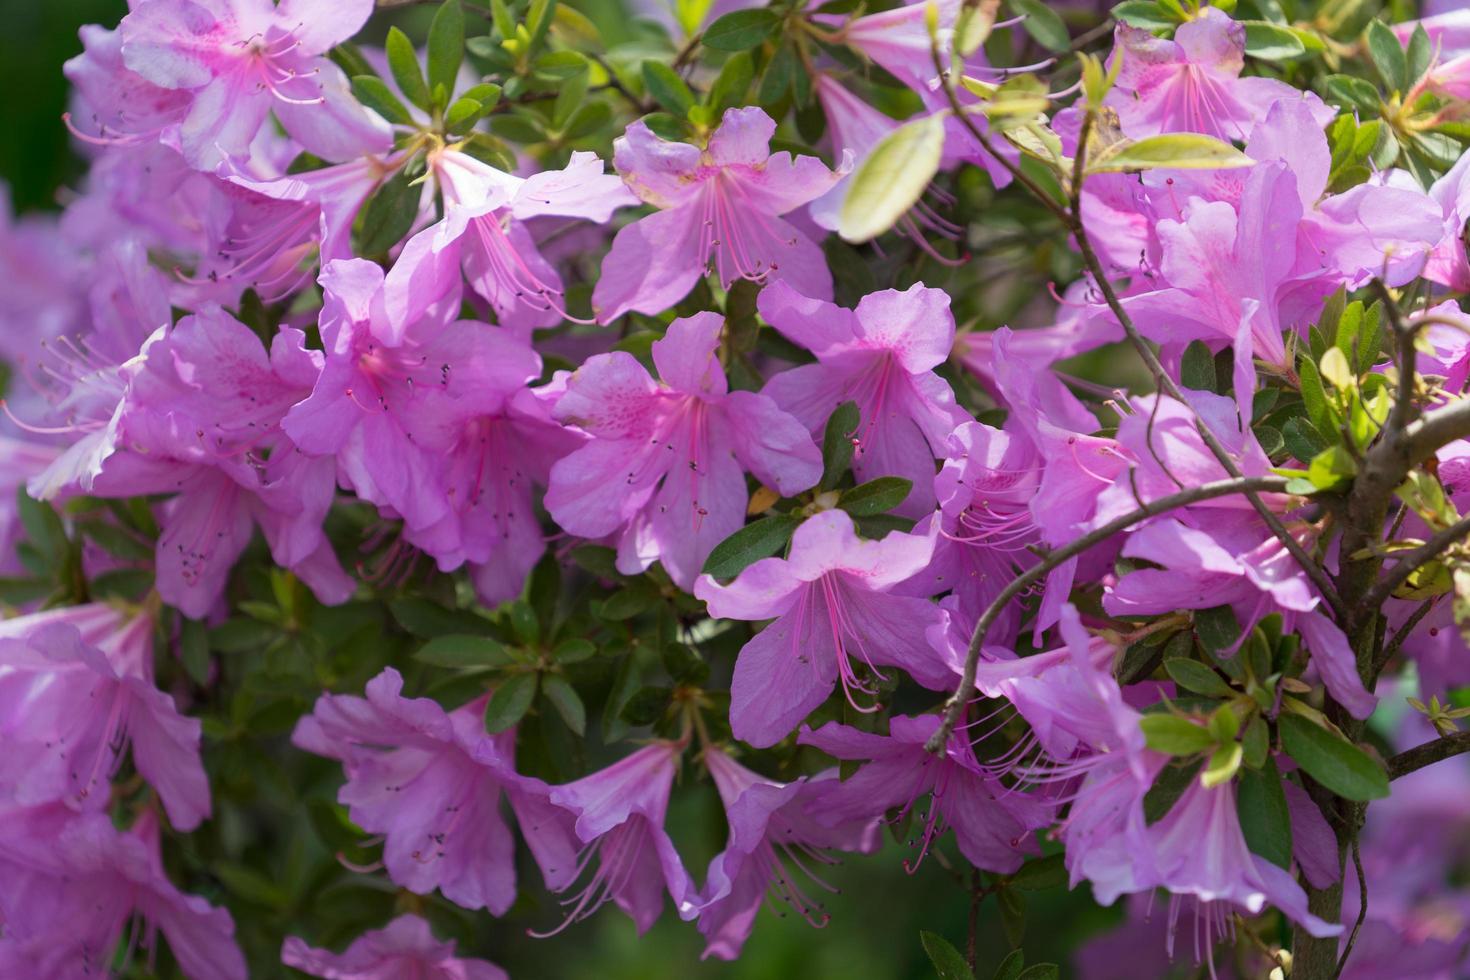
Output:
[839,113,945,243]
[1087,133,1255,174]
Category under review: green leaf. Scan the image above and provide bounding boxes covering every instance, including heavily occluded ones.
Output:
[1164,658,1234,697]
[561,101,612,140]
[414,634,512,668]
[1139,714,1216,756]
[820,401,861,490]
[1194,604,1241,655]
[993,949,1025,980]
[1200,740,1243,787]
[838,477,912,517]
[1242,20,1306,59]
[552,638,596,664]
[389,597,493,637]
[1242,714,1269,769]
[17,488,66,569]
[1237,759,1293,868]
[209,617,277,653]
[1009,0,1069,52]
[643,61,695,115]
[427,1,466,102]
[356,167,422,257]
[445,97,485,133]
[705,51,754,115]
[1088,133,1254,173]
[1282,416,1329,464]
[386,27,430,111]
[1365,17,1408,92]
[1009,853,1066,891]
[1110,0,1178,30]
[758,41,795,105]
[534,50,590,80]
[180,617,211,685]
[483,673,538,732]
[541,674,586,735]
[1015,967,1059,980]
[351,75,414,125]
[598,585,657,620]
[701,9,781,51]
[1180,339,1216,391]
[839,113,946,242]
[998,886,1026,947]
[702,514,801,579]
[1407,24,1433,86]
[920,930,975,980]
[1279,713,1390,801]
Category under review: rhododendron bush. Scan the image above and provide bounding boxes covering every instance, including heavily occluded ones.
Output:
[11,0,1470,975]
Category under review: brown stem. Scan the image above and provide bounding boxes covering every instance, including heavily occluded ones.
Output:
[1387,730,1470,780]
[923,475,1291,754]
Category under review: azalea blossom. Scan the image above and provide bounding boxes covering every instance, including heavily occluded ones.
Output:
[117,0,391,170]
[695,747,879,959]
[758,280,972,517]
[293,668,577,914]
[282,915,508,979]
[591,107,845,322]
[695,509,958,747]
[546,311,822,588]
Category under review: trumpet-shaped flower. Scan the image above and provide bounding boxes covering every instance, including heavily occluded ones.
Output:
[799,715,1050,875]
[1106,7,1333,140]
[0,613,209,830]
[0,807,245,979]
[695,509,957,747]
[282,915,508,979]
[695,748,880,960]
[292,668,577,914]
[118,0,390,170]
[546,311,821,589]
[591,107,844,322]
[538,741,697,935]
[757,281,971,518]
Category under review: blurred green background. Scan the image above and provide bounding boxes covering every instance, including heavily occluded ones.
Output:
[0,1,1119,976]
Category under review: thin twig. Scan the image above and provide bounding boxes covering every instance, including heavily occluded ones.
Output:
[1360,514,1470,611]
[1373,597,1437,679]
[1067,109,1347,622]
[1333,839,1367,979]
[1387,730,1470,780]
[922,475,1291,753]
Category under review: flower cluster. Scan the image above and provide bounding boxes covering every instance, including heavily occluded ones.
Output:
[4,0,1470,976]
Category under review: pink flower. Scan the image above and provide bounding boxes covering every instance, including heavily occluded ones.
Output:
[292,668,577,914]
[757,280,972,518]
[694,747,880,959]
[591,107,845,323]
[0,807,245,979]
[403,339,585,606]
[98,304,351,616]
[799,714,1049,875]
[282,915,507,979]
[971,605,1164,904]
[1104,515,1376,719]
[388,148,635,334]
[695,509,957,747]
[1105,8,1333,140]
[0,609,210,830]
[118,0,391,170]
[546,311,822,589]
[282,259,538,550]
[538,741,697,935]
[1148,779,1342,941]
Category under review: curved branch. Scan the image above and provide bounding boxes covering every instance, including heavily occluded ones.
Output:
[1402,398,1470,469]
[1067,110,1347,622]
[923,475,1291,754]
[1361,514,1470,611]
[1388,730,1470,780]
